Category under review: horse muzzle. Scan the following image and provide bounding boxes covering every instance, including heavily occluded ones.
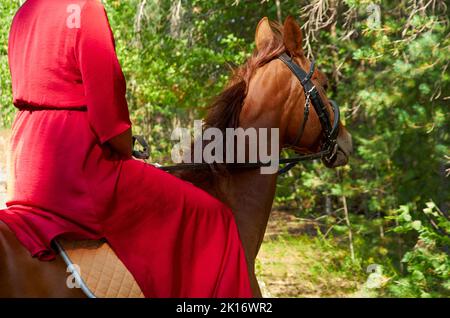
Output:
[322,129,353,168]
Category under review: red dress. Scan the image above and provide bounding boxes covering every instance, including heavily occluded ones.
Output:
[0,0,252,298]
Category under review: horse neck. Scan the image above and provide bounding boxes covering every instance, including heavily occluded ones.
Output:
[216,169,278,261]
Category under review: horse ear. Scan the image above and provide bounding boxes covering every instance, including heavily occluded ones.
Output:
[283,16,304,56]
[255,17,274,51]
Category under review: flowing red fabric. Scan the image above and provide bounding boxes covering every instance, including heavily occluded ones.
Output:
[0,0,252,298]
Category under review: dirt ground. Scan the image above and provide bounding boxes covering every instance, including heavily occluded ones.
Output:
[256,210,364,298]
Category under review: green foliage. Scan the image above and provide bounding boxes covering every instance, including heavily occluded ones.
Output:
[386,202,450,297]
[273,0,449,297]
[0,0,19,127]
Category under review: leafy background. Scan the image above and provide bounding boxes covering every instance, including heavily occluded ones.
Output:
[0,0,448,297]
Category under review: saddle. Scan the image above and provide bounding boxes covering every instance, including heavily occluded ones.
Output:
[56,239,144,298]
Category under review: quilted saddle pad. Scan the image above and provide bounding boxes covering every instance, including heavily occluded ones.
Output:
[57,239,144,298]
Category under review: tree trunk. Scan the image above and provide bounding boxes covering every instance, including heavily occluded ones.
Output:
[342,195,355,262]
[325,195,332,215]
[275,0,282,24]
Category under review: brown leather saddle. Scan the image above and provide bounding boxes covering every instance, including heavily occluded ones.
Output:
[55,239,144,298]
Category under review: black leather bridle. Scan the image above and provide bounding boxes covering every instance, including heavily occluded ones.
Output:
[276,53,340,173]
[133,53,341,175]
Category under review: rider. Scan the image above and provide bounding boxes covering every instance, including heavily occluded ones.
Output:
[0,0,252,297]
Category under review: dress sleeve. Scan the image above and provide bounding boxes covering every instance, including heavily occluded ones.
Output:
[75,1,131,144]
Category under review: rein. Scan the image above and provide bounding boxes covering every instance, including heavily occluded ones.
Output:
[132,53,340,175]
[154,151,330,175]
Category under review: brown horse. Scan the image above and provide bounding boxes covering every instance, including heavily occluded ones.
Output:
[0,17,352,297]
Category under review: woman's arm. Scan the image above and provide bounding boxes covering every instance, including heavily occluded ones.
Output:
[107,127,133,159]
[76,2,132,149]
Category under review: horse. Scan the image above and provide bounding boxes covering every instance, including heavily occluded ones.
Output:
[0,16,352,298]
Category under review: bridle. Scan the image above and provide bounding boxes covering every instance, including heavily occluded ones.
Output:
[133,52,341,175]
[276,53,340,173]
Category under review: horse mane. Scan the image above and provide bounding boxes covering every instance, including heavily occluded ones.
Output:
[204,21,285,130]
[175,21,285,192]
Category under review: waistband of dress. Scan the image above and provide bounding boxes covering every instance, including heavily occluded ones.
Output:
[16,104,87,112]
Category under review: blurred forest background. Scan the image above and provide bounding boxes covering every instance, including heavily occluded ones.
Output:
[0,0,448,297]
